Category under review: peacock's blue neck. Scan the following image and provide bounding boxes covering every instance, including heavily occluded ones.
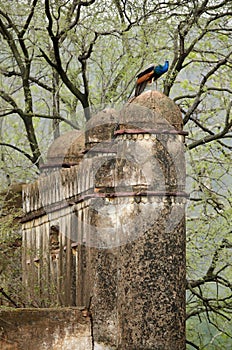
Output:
[154,60,169,75]
[164,60,169,71]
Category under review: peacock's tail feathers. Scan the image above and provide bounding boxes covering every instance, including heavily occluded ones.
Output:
[135,80,148,97]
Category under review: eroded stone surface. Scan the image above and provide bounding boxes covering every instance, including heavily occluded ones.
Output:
[128,90,183,131]
[87,91,186,349]
[0,308,92,350]
[21,90,186,350]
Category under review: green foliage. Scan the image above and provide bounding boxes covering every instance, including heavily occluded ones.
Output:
[186,140,232,348]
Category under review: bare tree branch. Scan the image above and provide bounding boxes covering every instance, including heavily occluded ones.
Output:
[186,339,200,350]
[188,101,232,150]
[0,89,19,110]
[18,0,38,38]
[59,0,96,38]
[26,112,79,130]
[43,0,91,120]
[0,143,34,163]
[187,238,232,290]
[184,54,232,125]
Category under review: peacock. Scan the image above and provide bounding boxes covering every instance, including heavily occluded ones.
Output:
[135,60,169,97]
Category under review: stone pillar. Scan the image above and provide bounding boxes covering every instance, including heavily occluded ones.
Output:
[84,92,187,349]
[115,92,187,350]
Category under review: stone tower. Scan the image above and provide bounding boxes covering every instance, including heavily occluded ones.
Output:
[84,91,187,349]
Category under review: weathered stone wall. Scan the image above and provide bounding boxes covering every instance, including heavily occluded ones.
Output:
[0,308,92,350]
[21,90,187,349]
[84,93,187,349]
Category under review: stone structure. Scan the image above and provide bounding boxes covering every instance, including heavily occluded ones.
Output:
[21,91,188,349]
[0,308,92,350]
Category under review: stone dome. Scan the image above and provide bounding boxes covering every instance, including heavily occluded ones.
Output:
[45,130,85,167]
[85,108,119,149]
[123,90,183,131]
